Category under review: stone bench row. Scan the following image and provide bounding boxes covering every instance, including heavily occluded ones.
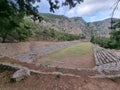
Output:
[93,44,120,71]
[94,60,120,71]
[93,45,120,66]
[97,50,118,65]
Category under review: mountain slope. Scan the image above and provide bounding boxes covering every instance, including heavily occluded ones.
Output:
[39,13,88,35]
[88,18,120,35]
[34,13,120,39]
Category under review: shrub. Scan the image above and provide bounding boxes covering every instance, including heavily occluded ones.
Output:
[91,30,120,49]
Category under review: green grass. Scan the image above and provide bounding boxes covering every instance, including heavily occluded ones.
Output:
[40,61,53,66]
[49,42,92,59]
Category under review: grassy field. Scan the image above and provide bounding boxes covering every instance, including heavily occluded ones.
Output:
[39,42,93,66]
[50,42,92,59]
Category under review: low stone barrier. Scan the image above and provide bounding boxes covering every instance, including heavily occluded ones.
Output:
[0,42,30,56]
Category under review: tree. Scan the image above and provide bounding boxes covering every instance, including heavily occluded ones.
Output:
[48,0,83,12]
[110,30,120,42]
[0,0,24,42]
[0,0,83,43]
[111,0,120,29]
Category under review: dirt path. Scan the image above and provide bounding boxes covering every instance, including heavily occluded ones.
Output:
[0,56,120,90]
[52,54,95,68]
[1,70,120,90]
[38,54,95,68]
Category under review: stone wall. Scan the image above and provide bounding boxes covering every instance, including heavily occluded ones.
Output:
[0,41,80,63]
[12,41,80,63]
[0,42,30,56]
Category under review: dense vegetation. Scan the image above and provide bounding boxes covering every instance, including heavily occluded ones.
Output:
[0,17,36,42]
[0,0,41,42]
[0,0,83,43]
[0,17,81,42]
[31,20,81,41]
[91,30,120,49]
[34,27,80,41]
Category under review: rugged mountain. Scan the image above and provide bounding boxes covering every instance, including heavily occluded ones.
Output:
[2,13,119,42]
[88,18,120,35]
[35,13,120,38]
[39,13,88,35]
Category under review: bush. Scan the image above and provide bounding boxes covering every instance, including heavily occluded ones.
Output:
[33,26,80,41]
[91,30,120,49]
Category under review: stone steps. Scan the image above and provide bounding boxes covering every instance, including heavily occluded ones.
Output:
[93,44,120,71]
[107,50,120,60]
[100,50,113,63]
[93,45,120,65]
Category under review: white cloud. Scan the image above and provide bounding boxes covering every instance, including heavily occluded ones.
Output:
[66,0,114,17]
[38,0,120,22]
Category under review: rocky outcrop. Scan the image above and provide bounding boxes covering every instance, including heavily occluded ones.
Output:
[39,13,120,39]
[88,18,120,35]
[39,13,88,35]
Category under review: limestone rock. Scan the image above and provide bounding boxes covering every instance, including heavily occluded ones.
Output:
[12,68,30,81]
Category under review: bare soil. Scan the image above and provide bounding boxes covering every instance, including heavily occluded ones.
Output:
[38,54,95,68]
[1,57,120,90]
[1,70,120,90]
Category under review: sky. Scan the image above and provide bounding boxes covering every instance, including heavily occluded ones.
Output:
[35,0,120,22]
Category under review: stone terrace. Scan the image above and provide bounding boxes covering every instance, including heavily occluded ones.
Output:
[93,44,120,71]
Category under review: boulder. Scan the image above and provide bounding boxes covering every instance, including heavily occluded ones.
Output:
[12,68,30,81]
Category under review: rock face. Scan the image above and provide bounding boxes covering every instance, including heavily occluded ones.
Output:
[39,13,88,35]
[88,19,112,35]
[39,13,120,37]
[88,18,120,35]
[12,68,30,81]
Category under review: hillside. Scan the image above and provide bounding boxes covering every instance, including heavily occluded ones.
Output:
[38,13,120,38]
[39,13,88,35]
[1,13,119,43]
[88,18,120,35]
[88,19,112,34]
